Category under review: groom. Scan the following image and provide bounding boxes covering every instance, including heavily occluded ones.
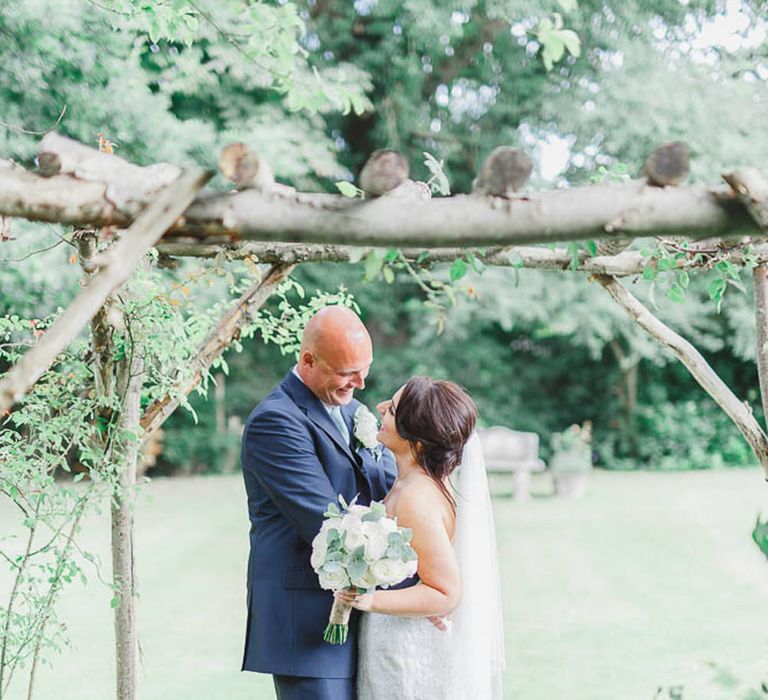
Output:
[240,306,397,699]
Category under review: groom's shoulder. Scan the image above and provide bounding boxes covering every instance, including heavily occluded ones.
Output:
[246,378,301,424]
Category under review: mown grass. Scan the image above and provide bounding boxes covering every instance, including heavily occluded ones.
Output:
[2,468,767,700]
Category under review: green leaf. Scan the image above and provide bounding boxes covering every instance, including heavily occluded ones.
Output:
[586,240,598,256]
[558,29,581,57]
[557,0,578,12]
[364,251,385,281]
[362,502,386,522]
[324,502,341,518]
[656,257,677,272]
[347,545,367,580]
[666,284,686,303]
[449,259,468,282]
[642,264,658,281]
[335,181,363,198]
[709,277,727,312]
[382,267,395,284]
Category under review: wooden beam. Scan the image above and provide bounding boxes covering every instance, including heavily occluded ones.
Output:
[596,274,768,478]
[0,168,212,414]
[0,155,758,246]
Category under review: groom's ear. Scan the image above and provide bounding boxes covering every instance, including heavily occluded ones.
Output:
[299,350,314,369]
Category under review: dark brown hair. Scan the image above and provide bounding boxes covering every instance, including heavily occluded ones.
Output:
[394,376,477,511]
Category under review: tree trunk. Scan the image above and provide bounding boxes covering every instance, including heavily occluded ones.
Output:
[609,339,640,455]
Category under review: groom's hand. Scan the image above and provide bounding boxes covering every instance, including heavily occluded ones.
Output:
[427,615,451,632]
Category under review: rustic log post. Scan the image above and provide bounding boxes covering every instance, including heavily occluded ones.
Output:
[723,168,768,431]
[111,340,144,700]
[754,264,768,429]
[76,231,143,700]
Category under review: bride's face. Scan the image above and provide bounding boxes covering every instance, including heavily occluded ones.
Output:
[376,386,409,454]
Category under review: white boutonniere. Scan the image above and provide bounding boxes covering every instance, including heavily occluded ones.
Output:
[353,405,382,460]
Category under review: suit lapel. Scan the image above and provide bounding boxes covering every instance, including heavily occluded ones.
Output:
[281,372,358,465]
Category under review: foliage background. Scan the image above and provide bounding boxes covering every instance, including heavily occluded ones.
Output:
[2,0,767,476]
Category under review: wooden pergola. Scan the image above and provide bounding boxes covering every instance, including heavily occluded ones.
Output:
[1,132,767,700]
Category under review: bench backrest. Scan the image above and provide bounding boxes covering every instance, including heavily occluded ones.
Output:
[477,426,543,471]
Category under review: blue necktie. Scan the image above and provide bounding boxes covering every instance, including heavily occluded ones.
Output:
[329,406,350,444]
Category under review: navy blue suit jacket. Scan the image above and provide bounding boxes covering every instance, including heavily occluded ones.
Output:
[241,371,397,677]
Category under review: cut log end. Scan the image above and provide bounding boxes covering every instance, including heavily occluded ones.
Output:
[644,141,690,187]
[473,147,534,198]
[359,150,410,198]
[37,151,62,178]
[218,142,275,192]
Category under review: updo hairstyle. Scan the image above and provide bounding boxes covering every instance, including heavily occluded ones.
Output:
[394,376,477,510]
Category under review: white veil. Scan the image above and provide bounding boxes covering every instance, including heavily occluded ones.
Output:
[449,432,505,699]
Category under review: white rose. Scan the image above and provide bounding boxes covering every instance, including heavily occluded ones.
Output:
[354,406,380,449]
[372,558,413,587]
[318,566,350,590]
[361,521,390,561]
[347,504,368,517]
[349,565,377,591]
[404,557,418,579]
[310,530,328,570]
[345,529,366,551]
[377,517,398,535]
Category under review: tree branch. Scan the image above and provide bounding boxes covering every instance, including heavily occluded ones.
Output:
[138,263,295,443]
[595,274,768,478]
[154,239,768,277]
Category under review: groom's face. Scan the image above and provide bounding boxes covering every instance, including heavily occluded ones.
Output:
[300,343,373,406]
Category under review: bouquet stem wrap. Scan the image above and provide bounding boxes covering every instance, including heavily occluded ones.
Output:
[324,597,352,644]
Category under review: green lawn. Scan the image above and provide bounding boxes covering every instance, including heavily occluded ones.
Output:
[2,469,768,700]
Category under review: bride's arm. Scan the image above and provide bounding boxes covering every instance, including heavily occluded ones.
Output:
[341,484,461,618]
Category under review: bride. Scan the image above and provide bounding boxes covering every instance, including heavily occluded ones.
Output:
[335,376,505,699]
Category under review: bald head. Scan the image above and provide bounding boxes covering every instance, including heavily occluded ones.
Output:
[297,306,373,405]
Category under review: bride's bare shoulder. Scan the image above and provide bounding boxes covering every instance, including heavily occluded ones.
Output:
[389,474,454,531]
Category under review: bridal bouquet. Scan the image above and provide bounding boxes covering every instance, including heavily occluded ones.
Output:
[311,495,418,644]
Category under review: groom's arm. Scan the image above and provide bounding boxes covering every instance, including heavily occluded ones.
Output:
[243,409,337,543]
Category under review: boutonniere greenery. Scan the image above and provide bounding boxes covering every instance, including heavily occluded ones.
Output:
[353,405,383,461]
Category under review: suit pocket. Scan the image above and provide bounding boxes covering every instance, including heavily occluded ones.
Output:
[282,565,322,590]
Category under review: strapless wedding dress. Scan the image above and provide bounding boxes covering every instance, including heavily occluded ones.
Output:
[357,610,452,700]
